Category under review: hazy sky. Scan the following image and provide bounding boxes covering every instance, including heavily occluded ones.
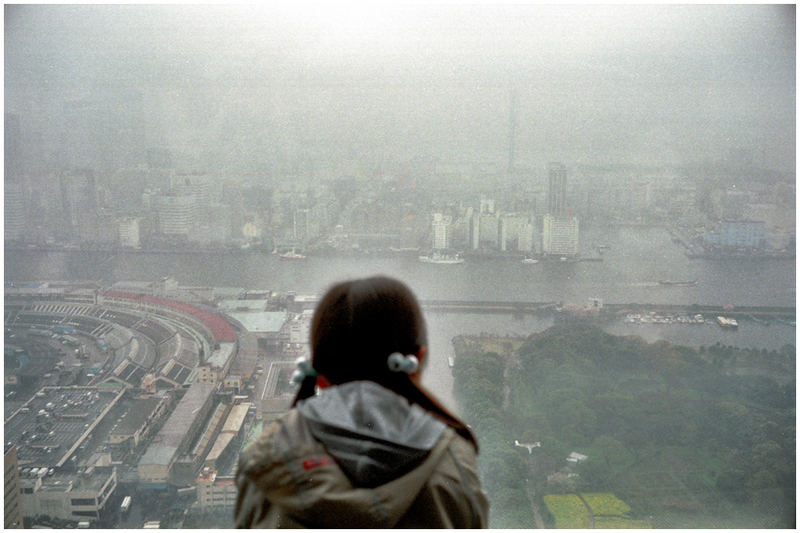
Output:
[4,3,796,174]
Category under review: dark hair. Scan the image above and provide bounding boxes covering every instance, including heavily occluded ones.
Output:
[293,275,477,450]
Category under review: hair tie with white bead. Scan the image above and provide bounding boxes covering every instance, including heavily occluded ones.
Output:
[387,352,419,374]
[290,356,318,385]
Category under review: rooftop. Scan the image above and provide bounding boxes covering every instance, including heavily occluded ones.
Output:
[224,310,287,334]
[104,291,237,342]
[109,396,166,437]
[221,403,249,434]
[217,299,268,312]
[138,381,215,467]
[38,467,114,493]
[5,386,124,468]
[206,343,235,369]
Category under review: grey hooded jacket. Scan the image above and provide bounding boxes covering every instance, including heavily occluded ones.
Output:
[234,381,488,528]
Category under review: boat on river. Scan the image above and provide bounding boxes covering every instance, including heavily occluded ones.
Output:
[279,249,307,260]
[716,316,739,328]
[419,252,464,264]
[658,280,698,286]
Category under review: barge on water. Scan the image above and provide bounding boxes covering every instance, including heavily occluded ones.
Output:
[658,280,698,286]
[716,316,739,328]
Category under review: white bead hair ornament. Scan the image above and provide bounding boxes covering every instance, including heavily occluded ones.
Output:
[290,356,318,385]
[387,352,419,374]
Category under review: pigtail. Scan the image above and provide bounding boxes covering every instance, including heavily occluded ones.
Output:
[291,375,317,407]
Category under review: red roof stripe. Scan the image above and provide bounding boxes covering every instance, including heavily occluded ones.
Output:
[104,290,236,342]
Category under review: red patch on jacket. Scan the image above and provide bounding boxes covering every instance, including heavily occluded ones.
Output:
[302,457,334,470]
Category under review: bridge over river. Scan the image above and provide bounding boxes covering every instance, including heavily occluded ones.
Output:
[418,300,796,320]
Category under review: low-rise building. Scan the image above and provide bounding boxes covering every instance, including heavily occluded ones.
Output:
[203,403,249,472]
[107,395,169,459]
[20,467,116,523]
[195,468,237,509]
[137,382,216,489]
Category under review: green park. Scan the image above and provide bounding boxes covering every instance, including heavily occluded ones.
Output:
[452,323,795,528]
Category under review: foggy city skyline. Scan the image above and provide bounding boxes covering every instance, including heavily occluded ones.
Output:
[4,3,795,176]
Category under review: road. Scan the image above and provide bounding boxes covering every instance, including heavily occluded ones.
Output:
[525,482,546,528]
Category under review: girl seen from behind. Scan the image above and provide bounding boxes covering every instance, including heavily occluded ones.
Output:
[235,275,488,528]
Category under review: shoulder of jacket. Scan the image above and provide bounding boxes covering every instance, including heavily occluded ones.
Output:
[237,409,313,479]
[407,429,487,528]
[442,429,479,466]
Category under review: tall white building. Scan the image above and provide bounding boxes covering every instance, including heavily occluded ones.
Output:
[470,214,480,250]
[542,214,579,256]
[431,213,450,250]
[156,194,196,236]
[293,208,311,243]
[4,181,26,241]
[518,222,535,253]
[118,217,141,248]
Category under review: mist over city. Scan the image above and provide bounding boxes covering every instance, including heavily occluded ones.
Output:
[4,4,795,530]
[5,4,796,174]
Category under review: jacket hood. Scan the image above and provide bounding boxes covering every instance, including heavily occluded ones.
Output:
[297,380,446,487]
[237,381,458,528]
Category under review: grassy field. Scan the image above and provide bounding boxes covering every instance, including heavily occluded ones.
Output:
[543,494,591,528]
[581,493,631,516]
[544,492,652,529]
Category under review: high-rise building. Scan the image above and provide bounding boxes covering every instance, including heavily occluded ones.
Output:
[156,194,196,236]
[547,162,567,217]
[544,162,579,255]
[172,174,215,208]
[431,213,450,250]
[118,217,142,248]
[293,208,310,243]
[4,182,27,241]
[4,445,22,528]
[59,169,98,243]
[470,214,480,250]
[542,213,579,256]
[498,213,529,252]
[507,89,517,174]
[518,222,535,253]
[499,217,508,252]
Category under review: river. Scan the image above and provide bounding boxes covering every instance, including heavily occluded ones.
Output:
[4,227,795,306]
[5,226,794,415]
